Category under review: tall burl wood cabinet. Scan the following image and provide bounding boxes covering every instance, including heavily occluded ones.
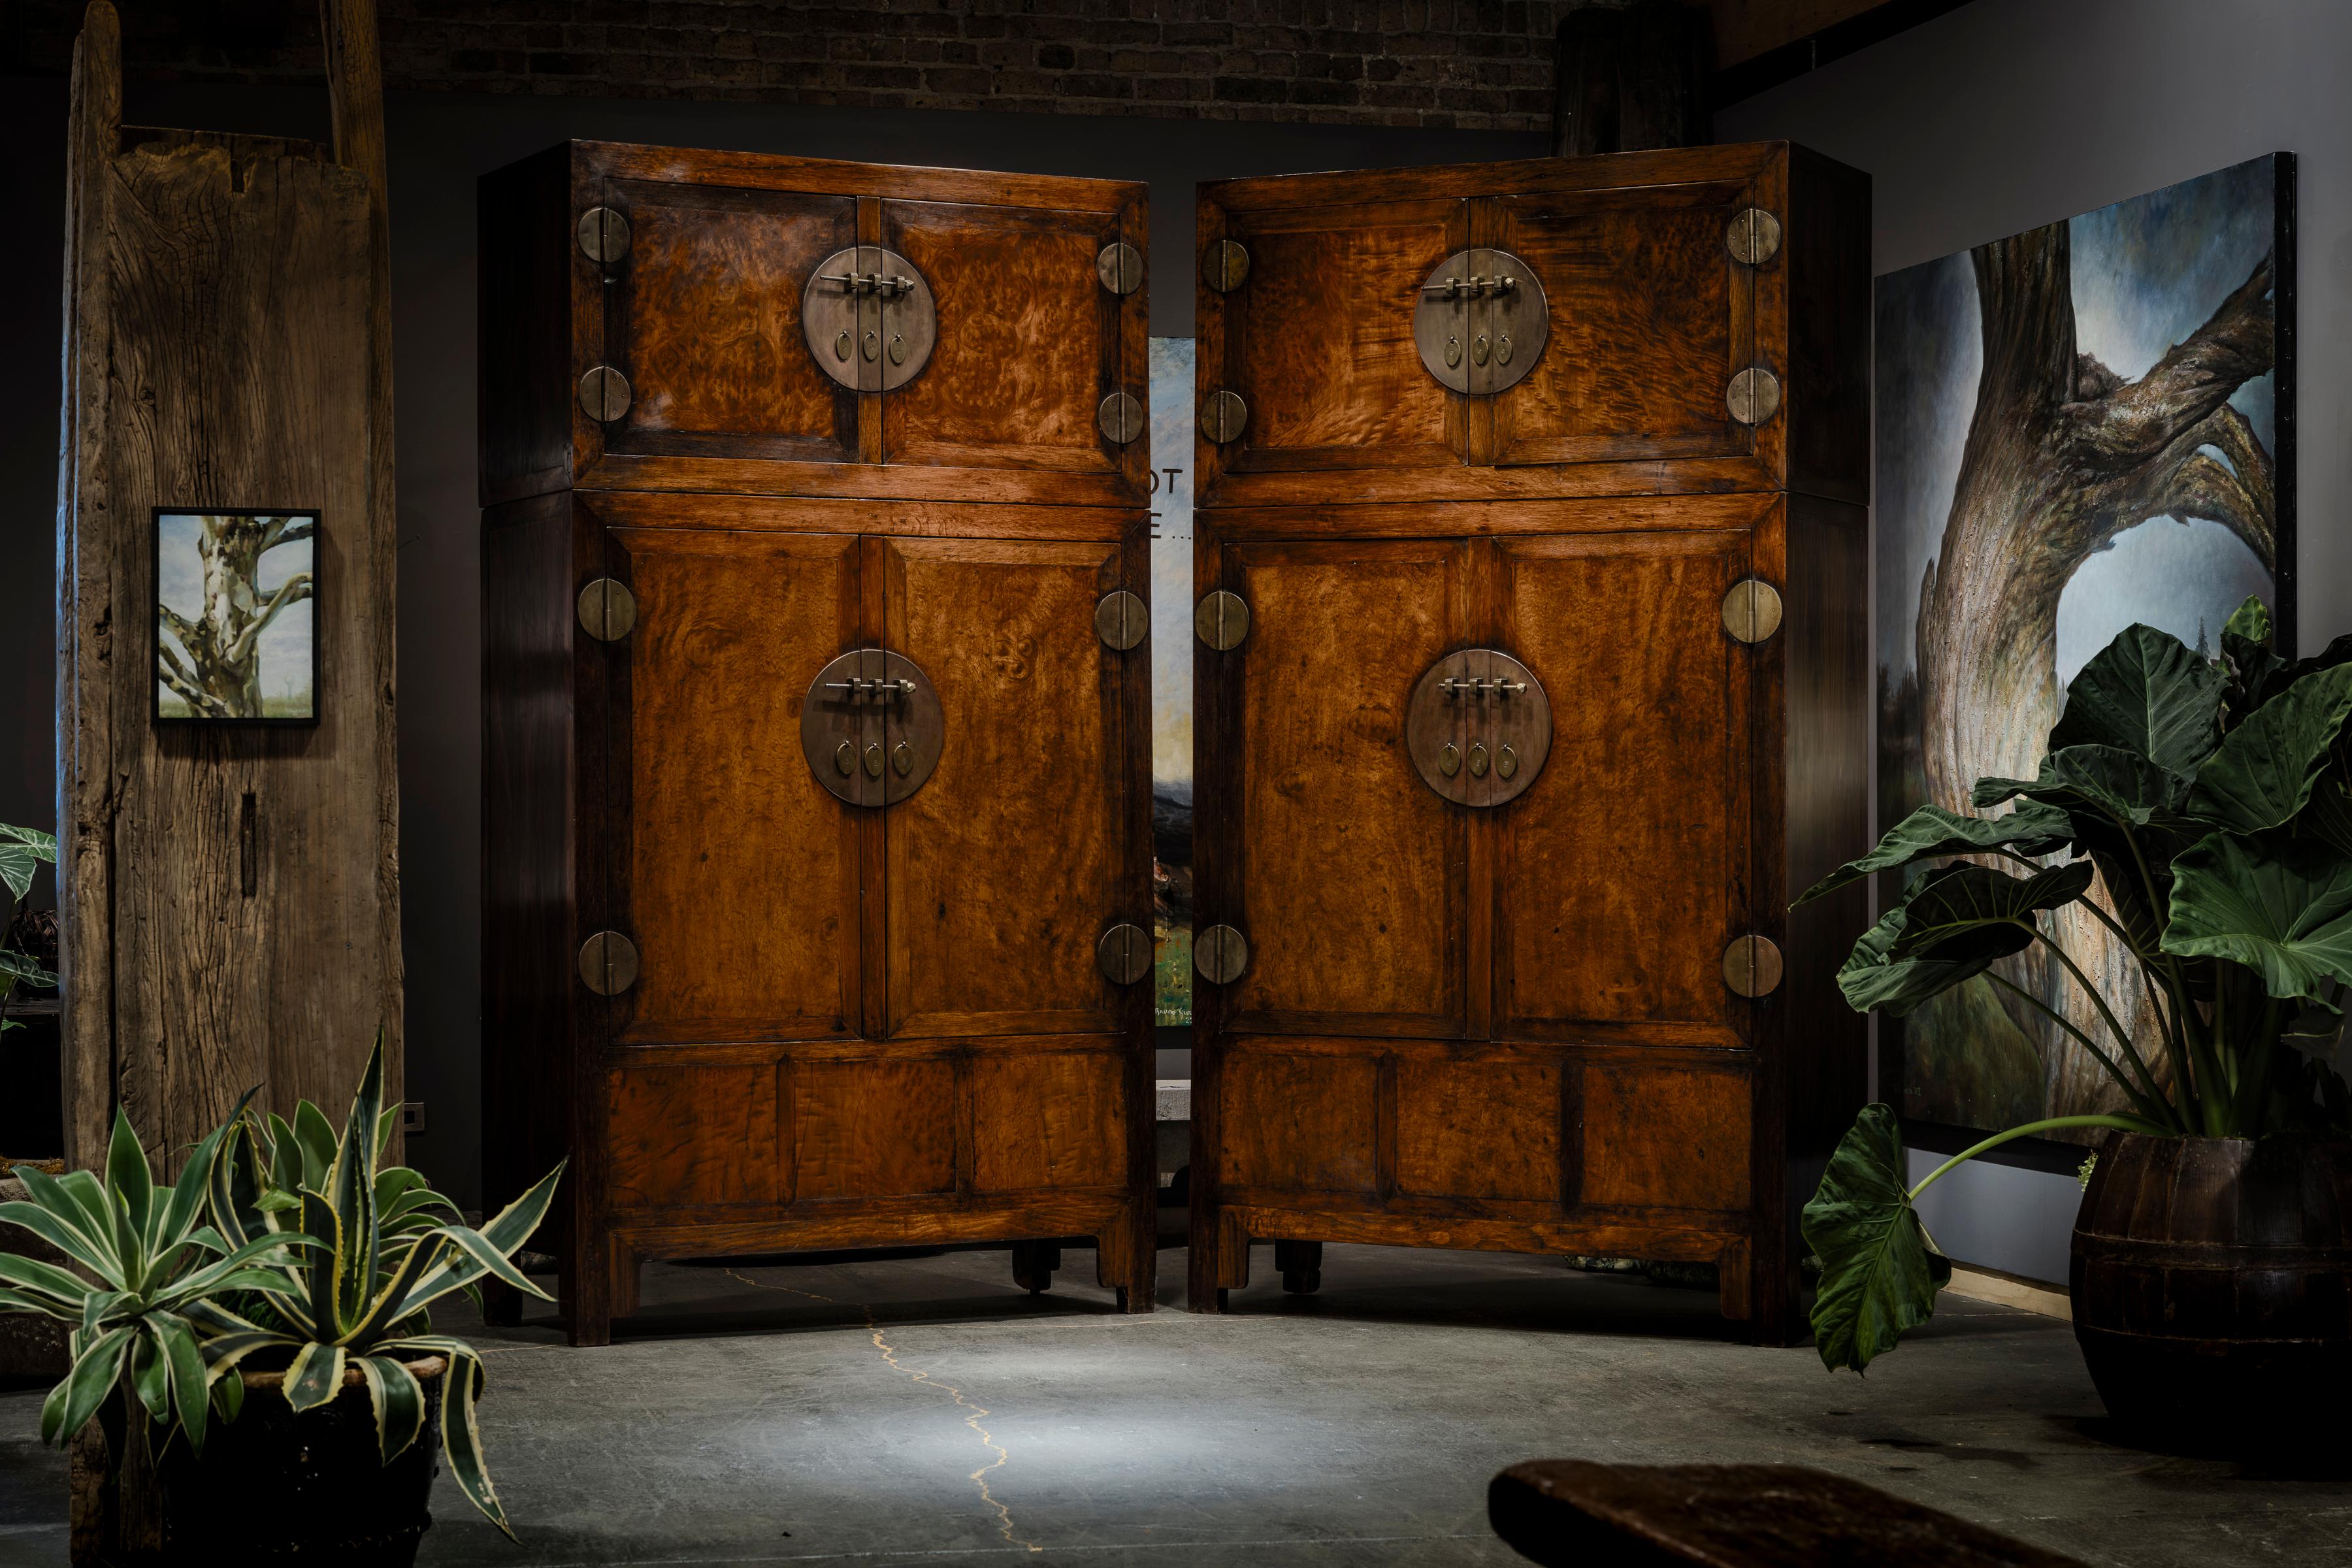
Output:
[480,143,1156,1345]
[1186,144,1871,1340]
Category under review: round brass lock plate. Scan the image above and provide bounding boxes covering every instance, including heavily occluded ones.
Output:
[1723,580,1783,644]
[1726,207,1782,267]
[1723,934,1784,998]
[799,647,944,807]
[1727,367,1782,426]
[1203,389,1248,444]
[1413,248,1548,395]
[1096,241,1144,296]
[578,365,631,423]
[1096,590,1147,651]
[1205,238,1250,293]
[1406,648,1552,808]
[576,578,637,642]
[1098,391,1144,445]
[578,206,632,264]
[578,930,640,996]
[1195,924,1249,985]
[803,246,936,393]
[1098,923,1152,985]
[1195,590,1250,651]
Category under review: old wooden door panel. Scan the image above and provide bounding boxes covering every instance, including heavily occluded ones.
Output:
[881,536,1128,1037]
[883,201,1125,477]
[788,1054,960,1200]
[1494,529,1754,1047]
[604,1063,782,1210]
[969,1045,1127,1192]
[1488,182,1756,468]
[1208,198,1465,478]
[1392,1055,1563,1204]
[602,179,858,463]
[1579,1060,1753,1214]
[1220,1045,1380,1196]
[605,525,863,1045]
[1214,537,1472,1036]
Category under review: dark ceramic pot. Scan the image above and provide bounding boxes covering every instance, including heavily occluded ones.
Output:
[154,1354,446,1563]
[2070,1133,2352,1446]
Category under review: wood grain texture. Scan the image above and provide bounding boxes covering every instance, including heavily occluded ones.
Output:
[1394,1056,1561,1203]
[59,5,402,1176]
[606,1063,781,1208]
[789,1055,958,1200]
[969,1048,1125,1192]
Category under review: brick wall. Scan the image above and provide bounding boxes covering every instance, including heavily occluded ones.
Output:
[10,0,1572,131]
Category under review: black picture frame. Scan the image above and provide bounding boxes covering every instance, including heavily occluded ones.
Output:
[152,507,323,728]
[1876,151,2297,1167]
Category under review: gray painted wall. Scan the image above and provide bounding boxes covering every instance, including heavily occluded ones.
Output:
[0,78,1541,1206]
[1720,0,2352,1282]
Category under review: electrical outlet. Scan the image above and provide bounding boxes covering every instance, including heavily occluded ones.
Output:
[400,1101,426,1136]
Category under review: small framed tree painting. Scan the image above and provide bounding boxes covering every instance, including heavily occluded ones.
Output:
[154,509,319,725]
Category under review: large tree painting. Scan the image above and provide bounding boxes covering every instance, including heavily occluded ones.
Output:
[155,511,318,723]
[1877,155,2295,1136]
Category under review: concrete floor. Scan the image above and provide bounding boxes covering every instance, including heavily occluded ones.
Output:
[5,1239,2351,1567]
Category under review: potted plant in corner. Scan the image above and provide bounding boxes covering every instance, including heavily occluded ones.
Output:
[1797,598,2352,1443]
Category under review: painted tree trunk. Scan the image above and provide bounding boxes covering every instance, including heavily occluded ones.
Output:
[1916,226,2275,1117]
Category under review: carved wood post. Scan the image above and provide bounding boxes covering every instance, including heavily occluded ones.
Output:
[56,0,403,1543]
[1553,1,1714,156]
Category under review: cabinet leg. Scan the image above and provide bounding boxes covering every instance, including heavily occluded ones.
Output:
[1096,1201,1156,1312]
[1275,1239,1323,1295]
[1011,1239,1062,1294]
[1716,1240,1755,1330]
[1187,1204,1250,1311]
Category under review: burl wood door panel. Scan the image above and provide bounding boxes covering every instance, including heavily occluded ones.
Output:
[1207,538,1472,1037]
[600,525,863,1046]
[1486,181,1757,468]
[1205,198,1466,478]
[882,201,1128,478]
[880,535,1137,1037]
[602,180,858,464]
[1494,528,1757,1047]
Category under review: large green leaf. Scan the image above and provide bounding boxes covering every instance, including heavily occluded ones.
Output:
[2183,664,2352,834]
[0,824,56,903]
[2047,623,2224,774]
[1974,744,2174,825]
[0,949,57,988]
[40,1324,132,1446]
[1835,862,2093,1016]
[2162,832,2352,1002]
[1802,1105,1950,1373]
[1793,802,2074,906]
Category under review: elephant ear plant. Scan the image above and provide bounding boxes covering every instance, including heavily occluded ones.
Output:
[1797,598,2352,1373]
[0,1097,310,1467]
[194,1037,565,1535]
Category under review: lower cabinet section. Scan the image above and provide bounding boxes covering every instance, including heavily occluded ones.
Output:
[1191,1036,1766,1328]
[579,1039,1153,1341]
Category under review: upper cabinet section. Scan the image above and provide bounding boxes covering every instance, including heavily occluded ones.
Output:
[480,142,1149,508]
[1194,143,1867,508]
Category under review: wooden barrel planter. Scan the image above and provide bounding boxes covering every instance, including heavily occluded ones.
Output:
[2071,1133,2352,1446]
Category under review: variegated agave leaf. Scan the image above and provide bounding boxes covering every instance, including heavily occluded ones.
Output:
[374,1338,513,1537]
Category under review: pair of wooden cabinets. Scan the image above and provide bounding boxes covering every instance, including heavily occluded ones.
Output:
[480,138,1868,1347]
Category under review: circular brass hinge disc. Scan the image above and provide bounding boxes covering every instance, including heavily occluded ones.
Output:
[1195,590,1250,651]
[1723,934,1784,998]
[1205,239,1250,293]
[1096,590,1147,651]
[577,578,637,642]
[802,246,936,393]
[1406,648,1552,808]
[799,647,945,807]
[578,930,640,996]
[1098,923,1152,985]
[1203,389,1248,444]
[1722,580,1782,644]
[1196,924,1249,985]
[1098,391,1144,445]
[578,365,631,423]
[1413,248,1549,395]
[1726,207,1782,267]
[1727,367,1782,425]
[1097,241,1144,296]
[578,206,632,264]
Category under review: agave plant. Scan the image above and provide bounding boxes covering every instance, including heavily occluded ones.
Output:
[1797,598,2352,1372]
[0,1098,308,1463]
[193,1039,564,1536]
